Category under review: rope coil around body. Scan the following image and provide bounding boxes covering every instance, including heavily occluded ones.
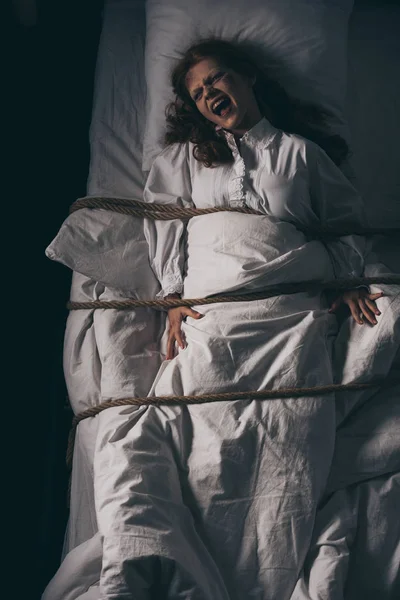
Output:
[70,196,264,220]
[70,196,400,236]
[65,196,400,470]
[67,276,400,311]
[66,376,400,467]
[68,197,400,310]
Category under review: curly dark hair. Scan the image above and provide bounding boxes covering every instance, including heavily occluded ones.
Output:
[165,38,349,168]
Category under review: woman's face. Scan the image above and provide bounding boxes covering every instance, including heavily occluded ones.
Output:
[185,57,262,135]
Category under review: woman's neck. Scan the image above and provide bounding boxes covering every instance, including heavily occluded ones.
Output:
[231,116,264,142]
[228,110,264,139]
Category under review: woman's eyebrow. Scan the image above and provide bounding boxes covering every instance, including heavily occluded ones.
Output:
[191,70,222,96]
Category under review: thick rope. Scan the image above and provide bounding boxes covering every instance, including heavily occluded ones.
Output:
[67,276,400,311]
[67,198,400,311]
[65,196,400,472]
[70,196,263,220]
[66,376,400,468]
[70,196,400,236]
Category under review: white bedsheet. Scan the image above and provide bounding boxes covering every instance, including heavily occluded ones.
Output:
[58,0,159,562]
[87,0,147,200]
[44,470,400,600]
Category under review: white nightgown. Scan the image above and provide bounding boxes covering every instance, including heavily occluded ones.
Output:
[143,117,366,299]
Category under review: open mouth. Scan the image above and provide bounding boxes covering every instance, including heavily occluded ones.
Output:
[211,95,232,117]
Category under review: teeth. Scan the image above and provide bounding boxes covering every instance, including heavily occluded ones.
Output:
[212,97,226,112]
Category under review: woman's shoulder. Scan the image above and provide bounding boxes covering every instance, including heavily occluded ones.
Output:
[277,131,333,167]
[278,130,313,152]
[272,130,313,167]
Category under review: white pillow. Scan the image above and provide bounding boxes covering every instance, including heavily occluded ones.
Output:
[143,0,354,171]
[45,207,160,299]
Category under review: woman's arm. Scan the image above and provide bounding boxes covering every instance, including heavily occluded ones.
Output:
[143,143,203,357]
[306,141,382,325]
[143,143,193,299]
[306,140,366,279]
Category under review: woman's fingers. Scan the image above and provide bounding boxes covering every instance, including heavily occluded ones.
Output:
[166,327,187,360]
[166,306,204,360]
[348,300,364,325]
[166,333,176,360]
[166,331,185,360]
[328,297,342,313]
[364,297,381,316]
[183,307,204,319]
[175,329,186,350]
[358,298,377,325]
[368,292,384,301]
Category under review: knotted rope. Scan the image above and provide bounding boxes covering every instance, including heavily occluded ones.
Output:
[64,196,400,471]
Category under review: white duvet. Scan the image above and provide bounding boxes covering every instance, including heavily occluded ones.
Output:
[44,210,400,599]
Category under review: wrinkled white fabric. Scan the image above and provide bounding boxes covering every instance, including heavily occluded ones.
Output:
[292,469,400,600]
[93,242,399,599]
[95,305,338,600]
[64,273,163,415]
[43,211,399,600]
[144,118,366,298]
[42,533,102,600]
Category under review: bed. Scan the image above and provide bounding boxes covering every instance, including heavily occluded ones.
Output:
[42,0,400,598]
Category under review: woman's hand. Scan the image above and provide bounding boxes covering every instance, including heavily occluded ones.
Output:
[165,294,204,360]
[329,289,384,325]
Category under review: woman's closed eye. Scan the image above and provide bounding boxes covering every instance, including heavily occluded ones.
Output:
[193,90,202,102]
[211,71,225,83]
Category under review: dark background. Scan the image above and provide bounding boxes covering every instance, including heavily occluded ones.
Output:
[11,1,103,598]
